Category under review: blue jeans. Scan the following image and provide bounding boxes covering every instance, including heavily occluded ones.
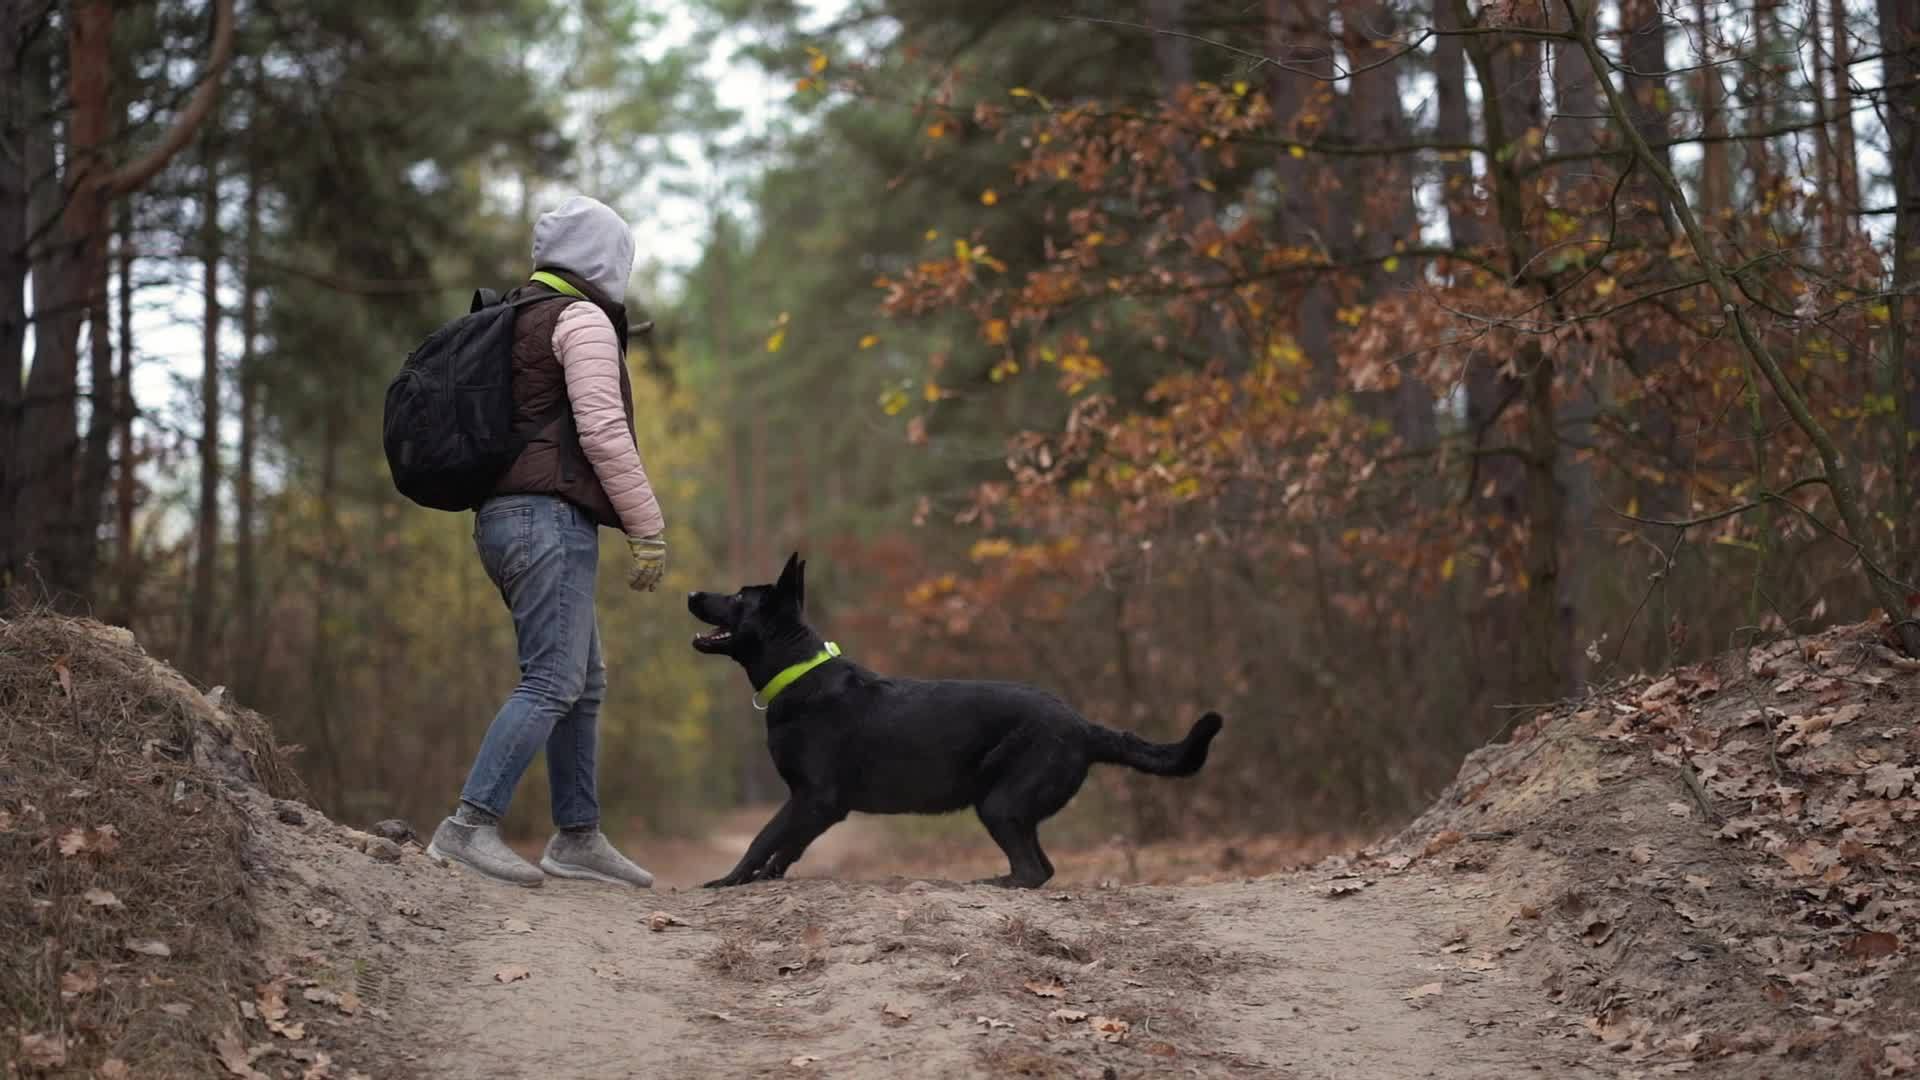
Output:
[458,494,604,829]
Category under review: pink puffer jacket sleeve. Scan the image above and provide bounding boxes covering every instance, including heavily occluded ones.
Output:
[552,302,666,537]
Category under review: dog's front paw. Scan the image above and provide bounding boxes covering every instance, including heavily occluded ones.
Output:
[703,876,743,889]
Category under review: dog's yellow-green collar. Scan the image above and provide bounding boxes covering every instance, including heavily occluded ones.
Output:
[753,642,841,711]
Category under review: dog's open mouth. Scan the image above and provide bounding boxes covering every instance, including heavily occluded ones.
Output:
[692,628,733,649]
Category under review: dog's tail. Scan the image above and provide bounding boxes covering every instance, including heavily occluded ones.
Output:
[1088,712,1223,777]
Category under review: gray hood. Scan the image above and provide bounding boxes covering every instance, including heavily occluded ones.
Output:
[531,195,635,303]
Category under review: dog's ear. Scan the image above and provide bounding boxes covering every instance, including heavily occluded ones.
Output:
[775,552,805,611]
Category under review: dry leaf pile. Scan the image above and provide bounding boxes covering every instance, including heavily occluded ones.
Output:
[1376,620,1920,1076]
[0,614,305,1077]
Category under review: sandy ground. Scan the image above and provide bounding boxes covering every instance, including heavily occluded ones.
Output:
[246,801,1614,1080]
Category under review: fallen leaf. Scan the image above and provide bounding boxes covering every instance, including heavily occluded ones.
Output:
[881,1001,913,1022]
[259,980,291,1020]
[268,1019,306,1041]
[213,1028,267,1079]
[304,908,335,930]
[502,917,532,934]
[124,937,171,958]
[1144,1041,1178,1058]
[590,963,622,980]
[789,1056,818,1069]
[1865,764,1916,800]
[162,1002,192,1017]
[19,1032,67,1068]
[1887,1044,1918,1075]
[53,657,72,698]
[975,1016,1014,1030]
[1581,920,1615,948]
[1089,1016,1131,1042]
[396,900,421,917]
[91,824,119,854]
[1629,844,1654,865]
[1329,879,1371,897]
[302,987,340,1008]
[99,1059,132,1079]
[1667,801,1692,818]
[647,911,679,932]
[1023,978,1065,998]
[1424,830,1465,856]
[337,990,361,1016]
[60,969,98,999]
[300,1051,334,1080]
[84,887,122,908]
[59,828,88,857]
[494,966,530,984]
[1050,1008,1089,1023]
[1403,981,1444,1001]
[1845,932,1900,961]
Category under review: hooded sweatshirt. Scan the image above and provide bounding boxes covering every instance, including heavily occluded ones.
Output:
[499,196,664,538]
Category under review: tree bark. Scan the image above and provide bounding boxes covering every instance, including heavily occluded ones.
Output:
[1692,0,1732,217]
[1830,0,1862,215]
[187,122,222,678]
[113,197,136,623]
[1458,0,1566,700]
[235,159,263,700]
[0,2,35,597]
[1619,0,1675,236]
[1345,0,1431,445]
[1883,0,1920,573]
[1264,0,1337,380]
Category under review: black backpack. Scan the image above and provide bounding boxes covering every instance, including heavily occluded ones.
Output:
[382,287,558,511]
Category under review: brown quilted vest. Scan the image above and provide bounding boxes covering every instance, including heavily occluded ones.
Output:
[490,269,636,528]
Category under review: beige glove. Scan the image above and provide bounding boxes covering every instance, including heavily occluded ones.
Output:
[627,534,666,592]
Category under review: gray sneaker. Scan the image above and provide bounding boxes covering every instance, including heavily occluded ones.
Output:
[539,830,654,888]
[426,817,545,888]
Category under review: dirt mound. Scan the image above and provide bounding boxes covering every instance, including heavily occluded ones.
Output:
[1331,619,1920,1077]
[0,614,437,1079]
[0,614,303,1075]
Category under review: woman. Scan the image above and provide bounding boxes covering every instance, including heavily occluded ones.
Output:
[426,196,664,888]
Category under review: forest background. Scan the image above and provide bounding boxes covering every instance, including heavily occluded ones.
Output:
[4,0,1918,851]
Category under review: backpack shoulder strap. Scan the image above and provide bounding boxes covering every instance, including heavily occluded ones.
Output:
[470,286,577,315]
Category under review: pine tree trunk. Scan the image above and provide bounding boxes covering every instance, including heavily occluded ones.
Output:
[1457,0,1566,700]
[1883,0,1920,572]
[0,3,32,596]
[1831,0,1862,215]
[114,198,137,622]
[1693,0,1732,220]
[235,161,263,700]
[1264,0,1336,380]
[186,123,222,677]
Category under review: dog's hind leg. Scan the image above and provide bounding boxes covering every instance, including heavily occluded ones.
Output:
[974,803,1054,889]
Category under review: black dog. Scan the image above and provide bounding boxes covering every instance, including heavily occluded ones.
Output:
[688,554,1223,889]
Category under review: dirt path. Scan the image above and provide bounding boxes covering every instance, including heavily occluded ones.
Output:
[388,861,1608,1079]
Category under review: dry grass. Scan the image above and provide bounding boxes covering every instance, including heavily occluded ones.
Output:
[702,932,759,980]
[995,913,1089,963]
[0,612,306,1075]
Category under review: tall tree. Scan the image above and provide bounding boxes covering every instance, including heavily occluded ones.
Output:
[186,114,221,676]
[3,0,234,606]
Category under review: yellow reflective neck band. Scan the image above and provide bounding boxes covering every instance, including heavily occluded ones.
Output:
[529,270,587,300]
